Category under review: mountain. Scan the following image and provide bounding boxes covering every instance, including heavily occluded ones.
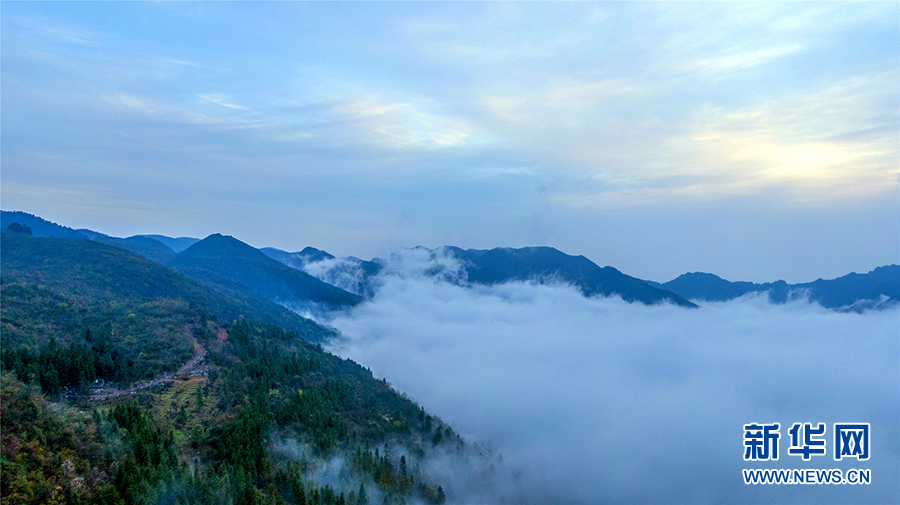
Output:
[444,246,697,308]
[268,244,696,307]
[1,210,181,263]
[0,230,332,345]
[296,246,337,263]
[263,246,383,298]
[793,265,900,309]
[1,210,88,239]
[11,209,892,311]
[659,265,900,310]
[1,230,465,505]
[261,246,334,269]
[92,235,176,263]
[169,234,363,311]
[659,272,788,303]
[135,233,200,253]
[121,234,179,253]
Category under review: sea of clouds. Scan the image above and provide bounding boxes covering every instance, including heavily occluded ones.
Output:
[318,252,899,504]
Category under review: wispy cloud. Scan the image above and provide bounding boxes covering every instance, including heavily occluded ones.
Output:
[104,93,269,130]
[686,43,805,75]
[4,14,104,47]
[337,94,471,149]
[198,94,249,111]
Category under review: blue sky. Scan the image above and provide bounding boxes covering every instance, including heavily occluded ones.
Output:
[2,2,897,282]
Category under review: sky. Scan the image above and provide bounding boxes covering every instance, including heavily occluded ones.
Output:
[2,2,898,283]
[326,251,899,504]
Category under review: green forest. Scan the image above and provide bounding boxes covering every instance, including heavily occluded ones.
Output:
[0,230,475,505]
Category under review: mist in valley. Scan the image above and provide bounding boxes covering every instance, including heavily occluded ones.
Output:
[316,252,899,504]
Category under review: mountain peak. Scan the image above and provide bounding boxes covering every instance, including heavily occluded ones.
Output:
[179,233,264,259]
[674,272,726,281]
[170,234,362,310]
[298,246,335,262]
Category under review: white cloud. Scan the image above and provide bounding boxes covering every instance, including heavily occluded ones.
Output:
[104,93,272,131]
[325,261,899,504]
[198,94,249,111]
[337,94,471,150]
[548,71,899,210]
[302,256,372,297]
[687,44,805,74]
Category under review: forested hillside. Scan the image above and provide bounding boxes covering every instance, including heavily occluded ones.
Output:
[1,230,467,505]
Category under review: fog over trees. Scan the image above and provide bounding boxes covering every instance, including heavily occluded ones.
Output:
[326,254,899,504]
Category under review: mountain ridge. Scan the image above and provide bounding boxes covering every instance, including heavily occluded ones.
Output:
[4,209,896,312]
[658,265,900,310]
[443,245,699,308]
[168,234,363,311]
[135,233,200,252]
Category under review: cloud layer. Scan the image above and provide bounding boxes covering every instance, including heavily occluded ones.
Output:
[1,2,897,282]
[326,265,899,504]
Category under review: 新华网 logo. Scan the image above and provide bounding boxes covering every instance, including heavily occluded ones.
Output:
[743,422,870,461]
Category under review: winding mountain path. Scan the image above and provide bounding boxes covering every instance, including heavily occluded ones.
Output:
[86,339,207,401]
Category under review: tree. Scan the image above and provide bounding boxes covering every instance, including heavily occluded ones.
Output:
[7,222,32,235]
[356,483,367,505]
[39,366,60,397]
[196,383,205,409]
[399,455,409,491]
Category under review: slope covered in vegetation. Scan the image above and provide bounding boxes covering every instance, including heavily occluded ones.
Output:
[1,229,471,505]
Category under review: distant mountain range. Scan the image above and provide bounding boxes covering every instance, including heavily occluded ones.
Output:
[651,267,900,310]
[3,210,897,312]
[259,245,697,307]
[442,245,696,307]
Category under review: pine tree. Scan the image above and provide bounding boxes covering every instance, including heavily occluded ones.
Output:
[399,455,409,491]
[356,483,368,505]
